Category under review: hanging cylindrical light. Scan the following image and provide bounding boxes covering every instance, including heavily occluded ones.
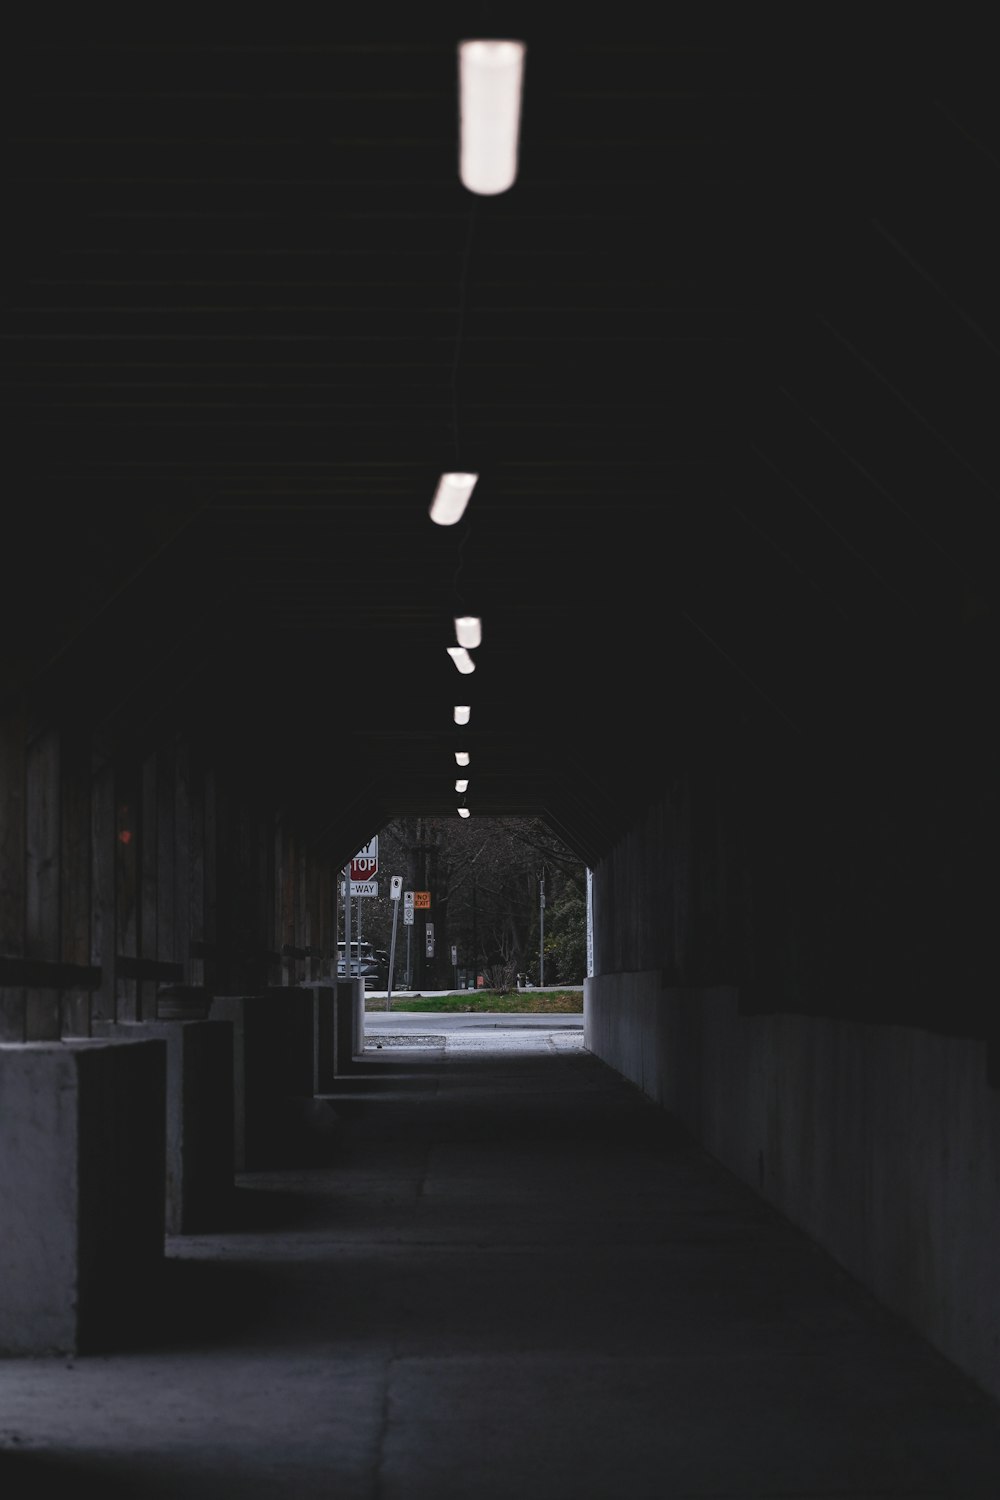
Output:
[430,472,478,525]
[458,40,526,195]
[454,615,482,649]
[447,646,476,674]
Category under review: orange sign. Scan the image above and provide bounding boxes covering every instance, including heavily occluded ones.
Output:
[413,891,431,909]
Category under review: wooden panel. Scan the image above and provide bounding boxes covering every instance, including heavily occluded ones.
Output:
[173,739,193,986]
[89,750,116,1022]
[156,740,176,972]
[139,750,158,1019]
[261,807,276,987]
[0,988,26,1042]
[60,728,91,965]
[116,955,183,983]
[280,821,296,986]
[210,771,232,991]
[115,758,139,1021]
[25,991,60,1041]
[25,726,60,962]
[191,756,210,988]
[0,701,26,955]
[200,762,217,996]
[60,727,93,1036]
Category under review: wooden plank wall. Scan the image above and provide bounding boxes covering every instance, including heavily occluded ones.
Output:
[1,708,340,1036]
[60,727,92,1035]
[0,699,28,1040]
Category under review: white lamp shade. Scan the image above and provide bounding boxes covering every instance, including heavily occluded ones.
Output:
[447,646,476,674]
[454,615,482,649]
[455,778,469,792]
[455,750,470,767]
[430,472,478,525]
[458,807,471,818]
[459,40,526,195]
[454,705,471,725]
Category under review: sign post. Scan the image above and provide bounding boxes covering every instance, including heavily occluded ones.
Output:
[403,890,414,989]
[345,838,379,987]
[413,892,430,989]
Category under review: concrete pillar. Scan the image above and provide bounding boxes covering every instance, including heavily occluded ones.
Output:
[334,978,366,1076]
[304,982,336,1094]
[0,1038,166,1355]
[92,1018,235,1233]
[209,989,315,1169]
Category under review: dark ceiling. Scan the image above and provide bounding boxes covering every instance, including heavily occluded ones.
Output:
[2,16,996,869]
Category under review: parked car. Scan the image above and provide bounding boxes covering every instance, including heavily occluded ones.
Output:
[336,940,387,989]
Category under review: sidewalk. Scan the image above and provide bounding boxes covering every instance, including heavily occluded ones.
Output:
[3,1027,1000,1497]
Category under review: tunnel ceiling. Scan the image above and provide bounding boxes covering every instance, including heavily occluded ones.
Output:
[2,17,996,870]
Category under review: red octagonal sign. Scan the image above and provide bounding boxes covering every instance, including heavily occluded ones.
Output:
[350,837,378,883]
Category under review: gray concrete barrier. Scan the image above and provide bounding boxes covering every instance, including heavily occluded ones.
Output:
[0,1038,166,1355]
[92,1019,235,1233]
[209,989,315,1169]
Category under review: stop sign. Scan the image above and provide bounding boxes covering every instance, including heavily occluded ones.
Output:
[350,837,378,882]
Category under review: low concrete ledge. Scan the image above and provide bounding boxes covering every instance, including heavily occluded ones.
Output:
[0,1038,166,1356]
[92,1019,235,1234]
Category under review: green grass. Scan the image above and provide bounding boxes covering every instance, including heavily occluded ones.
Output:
[365,988,583,1014]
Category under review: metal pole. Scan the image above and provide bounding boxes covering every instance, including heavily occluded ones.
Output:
[386,893,400,1012]
[343,866,352,982]
[405,924,411,988]
[539,868,545,986]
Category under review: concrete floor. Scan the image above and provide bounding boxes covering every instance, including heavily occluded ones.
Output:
[3,1021,1000,1498]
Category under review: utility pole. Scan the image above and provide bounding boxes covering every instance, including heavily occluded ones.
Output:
[471,876,478,988]
[539,867,545,986]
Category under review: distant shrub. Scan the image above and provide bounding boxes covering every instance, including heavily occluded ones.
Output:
[481,960,518,995]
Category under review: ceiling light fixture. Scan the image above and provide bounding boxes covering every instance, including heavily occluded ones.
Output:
[458,807,471,818]
[454,705,471,725]
[458,40,526,195]
[455,778,469,793]
[447,646,476,674]
[430,472,478,525]
[454,615,482,649]
[455,750,470,767]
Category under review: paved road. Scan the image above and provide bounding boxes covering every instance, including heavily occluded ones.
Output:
[364,1010,583,1033]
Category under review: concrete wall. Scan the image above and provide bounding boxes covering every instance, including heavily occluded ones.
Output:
[585,972,1000,1403]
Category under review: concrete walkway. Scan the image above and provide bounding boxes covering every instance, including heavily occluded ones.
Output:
[3,1025,1000,1497]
